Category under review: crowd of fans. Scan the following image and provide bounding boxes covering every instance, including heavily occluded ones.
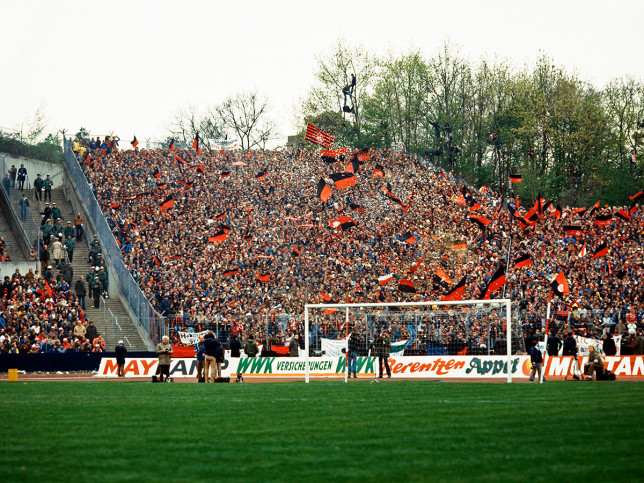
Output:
[0,264,106,354]
[61,135,644,355]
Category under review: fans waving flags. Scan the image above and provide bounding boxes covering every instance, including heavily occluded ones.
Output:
[305,123,334,149]
[483,266,506,300]
[550,271,570,298]
[131,136,139,149]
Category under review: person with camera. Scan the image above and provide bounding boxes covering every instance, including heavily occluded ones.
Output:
[374,329,391,379]
[155,335,173,382]
[347,329,362,379]
[583,346,604,381]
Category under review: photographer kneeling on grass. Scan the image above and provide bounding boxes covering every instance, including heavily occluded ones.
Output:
[584,346,604,381]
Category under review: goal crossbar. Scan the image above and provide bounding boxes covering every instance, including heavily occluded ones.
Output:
[304,299,513,383]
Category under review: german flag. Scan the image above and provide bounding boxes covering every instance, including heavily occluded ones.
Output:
[222,269,240,277]
[594,214,612,226]
[174,154,188,165]
[592,242,608,259]
[469,215,492,229]
[208,229,227,243]
[321,147,346,157]
[514,254,532,269]
[329,172,356,190]
[629,191,644,202]
[110,202,120,209]
[131,136,139,148]
[615,209,631,221]
[255,169,268,181]
[168,139,175,152]
[563,225,582,237]
[159,195,174,210]
[339,216,357,231]
[483,265,506,300]
[398,279,416,293]
[316,179,333,202]
[177,179,193,188]
[509,174,522,183]
[221,171,230,179]
[398,233,417,244]
[305,123,334,149]
[441,276,466,302]
[257,273,271,282]
[550,271,570,298]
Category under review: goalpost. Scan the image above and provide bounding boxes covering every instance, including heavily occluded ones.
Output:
[304,299,516,383]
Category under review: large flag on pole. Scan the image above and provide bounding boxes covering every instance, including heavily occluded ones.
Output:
[305,123,334,149]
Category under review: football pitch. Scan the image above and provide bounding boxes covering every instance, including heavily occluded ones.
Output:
[1,381,643,482]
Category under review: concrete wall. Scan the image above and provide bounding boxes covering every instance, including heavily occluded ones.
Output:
[0,261,39,278]
[1,153,64,191]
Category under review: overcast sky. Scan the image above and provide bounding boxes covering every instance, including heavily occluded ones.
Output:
[2,0,643,148]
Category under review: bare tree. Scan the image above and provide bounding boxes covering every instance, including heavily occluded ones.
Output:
[216,92,276,150]
[169,106,226,151]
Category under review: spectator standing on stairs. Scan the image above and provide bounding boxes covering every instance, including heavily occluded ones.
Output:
[75,277,86,310]
[43,174,53,202]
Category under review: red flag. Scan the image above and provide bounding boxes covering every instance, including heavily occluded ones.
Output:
[316,179,332,202]
[509,174,522,183]
[320,147,346,157]
[208,229,227,243]
[629,191,643,202]
[409,256,424,274]
[470,215,492,229]
[513,254,532,269]
[329,172,356,190]
[305,123,334,149]
[457,347,468,356]
[592,242,608,259]
[563,225,582,237]
[153,255,162,266]
[435,268,452,284]
[168,139,175,151]
[594,214,612,226]
[174,154,188,165]
[159,195,174,210]
[257,273,271,282]
[378,274,393,285]
[373,164,385,178]
[223,269,240,277]
[45,280,54,300]
[398,279,416,293]
[110,202,120,209]
[131,136,139,148]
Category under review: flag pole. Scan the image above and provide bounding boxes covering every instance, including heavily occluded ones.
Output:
[540,287,552,384]
[502,233,513,299]
[345,306,349,383]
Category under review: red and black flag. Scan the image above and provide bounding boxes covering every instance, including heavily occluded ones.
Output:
[483,265,506,300]
[563,225,582,237]
[291,247,302,256]
[349,202,365,213]
[131,136,139,149]
[432,273,450,289]
[156,182,168,189]
[550,271,570,298]
[629,191,643,202]
[441,276,466,302]
[398,279,416,293]
[159,195,174,210]
[373,164,385,178]
[222,268,240,277]
[345,158,361,174]
[168,139,175,152]
[514,253,532,269]
[594,214,612,226]
[192,134,202,155]
[588,200,601,217]
[153,255,162,266]
[383,184,410,212]
[177,179,193,188]
[192,165,205,175]
[338,216,357,231]
[316,179,333,202]
[221,171,230,179]
[509,174,522,183]
[257,273,271,282]
[329,172,356,190]
[397,233,417,244]
[513,214,529,230]
[572,207,587,216]
[629,203,638,216]
[592,242,608,259]
[208,229,227,243]
[214,212,226,221]
[551,204,562,219]
[153,168,160,180]
[305,123,334,149]
[356,148,370,162]
[110,202,120,209]
[255,169,268,181]
[469,215,492,229]
[615,209,631,221]
[409,256,424,274]
[321,155,338,164]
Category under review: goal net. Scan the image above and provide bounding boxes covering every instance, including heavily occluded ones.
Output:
[304,299,523,383]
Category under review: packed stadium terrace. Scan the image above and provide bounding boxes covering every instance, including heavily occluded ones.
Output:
[61,139,644,354]
[0,267,105,354]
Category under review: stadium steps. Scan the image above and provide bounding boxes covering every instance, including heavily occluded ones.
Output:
[48,189,148,351]
[0,207,23,261]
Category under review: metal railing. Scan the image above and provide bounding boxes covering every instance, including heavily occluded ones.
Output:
[63,139,165,345]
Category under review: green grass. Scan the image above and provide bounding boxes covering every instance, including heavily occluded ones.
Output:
[1,381,643,482]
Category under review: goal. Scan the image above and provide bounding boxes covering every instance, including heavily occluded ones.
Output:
[303,299,519,383]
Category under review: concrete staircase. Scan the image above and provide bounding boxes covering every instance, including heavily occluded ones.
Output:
[47,188,149,351]
[0,208,22,261]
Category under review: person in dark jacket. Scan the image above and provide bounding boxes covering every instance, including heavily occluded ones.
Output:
[75,278,86,310]
[194,334,206,382]
[602,333,617,356]
[347,330,362,379]
[562,332,577,356]
[374,329,391,378]
[86,321,98,342]
[546,330,562,356]
[529,339,544,382]
[203,332,219,383]
[214,340,225,380]
[289,333,299,357]
[115,340,127,377]
[229,334,241,358]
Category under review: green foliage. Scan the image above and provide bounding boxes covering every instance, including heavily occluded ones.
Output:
[300,42,644,206]
[0,130,62,163]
